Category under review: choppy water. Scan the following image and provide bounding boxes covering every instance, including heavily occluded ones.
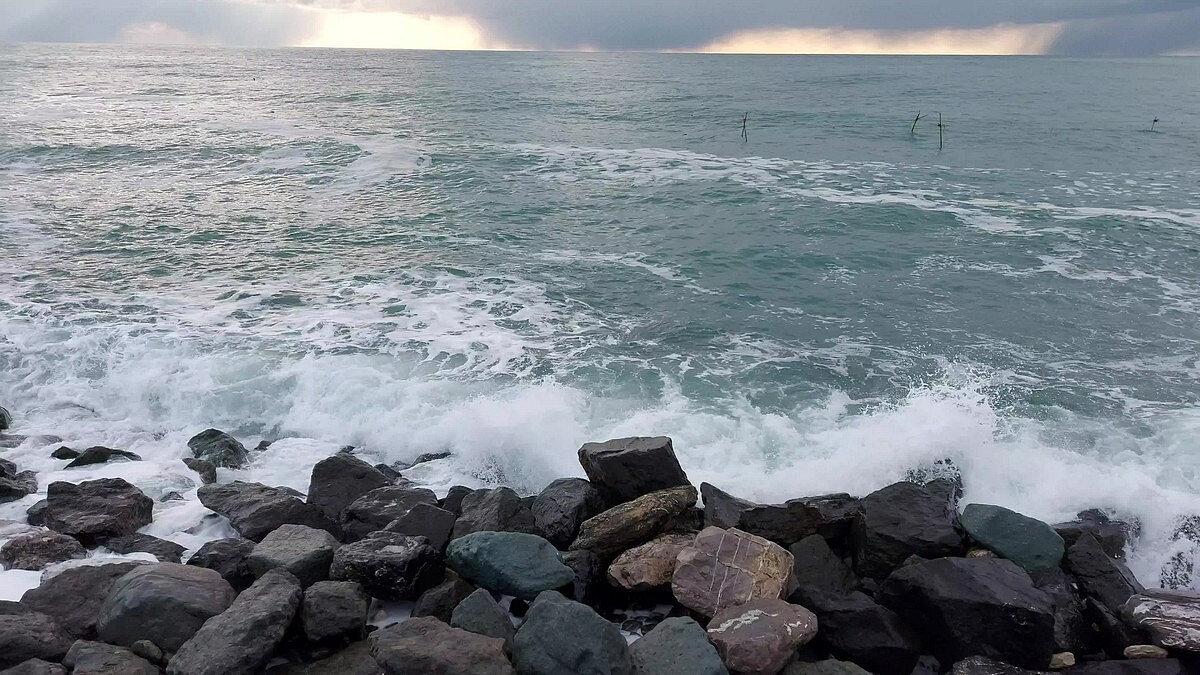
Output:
[3,44,1200,587]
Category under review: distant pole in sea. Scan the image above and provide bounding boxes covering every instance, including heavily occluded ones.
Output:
[937,113,944,150]
[740,113,749,142]
[910,110,927,134]
[1151,117,1159,131]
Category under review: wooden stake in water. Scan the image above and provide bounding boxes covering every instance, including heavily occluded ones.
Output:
[937,113,944,150]
[911,110,927,134]
[1151,117,1159,131]
[740,113,749,142]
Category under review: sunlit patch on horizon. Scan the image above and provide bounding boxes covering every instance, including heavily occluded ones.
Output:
[694,22,1065,56]
[298,10,510,51]
[120,21,203,46]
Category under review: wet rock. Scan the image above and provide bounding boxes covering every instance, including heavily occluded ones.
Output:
[412,577,476,623]
[187,428,248,469]
[569,485,697,558]
[20,561,147,638]
[329,532,442,601]
[706,598,818,675]
[0,602,74,670]
[300,580,369,643]
[1054,509,1132,558]
[531,478,606,548]
[852,481,965,580]
[0,659,68,675]
[1087,596,1150,658]
[878,557,1055,669]
[43,478,154,546]
[447,531,574,598]
[578,436,690,504]
[181,458,216,485]
[961,503,1064,573]
[440,486,472,515]
[106,533,187,563]
[607,532,692,592]
[369,615,514,675]
[63,640,158,675]
[788,534,858,604]
[0,406,10,430]
[672,526,793,617]
[513,590,632,675]
[1066,533,1143,614]
[25,500,47,526]
[64,446,141,468]
[450,487,538,540]
[382,503,456,551]
[450,588,516,652]
[783,659,871,675]
[630,616,727,675]
[1122,590,1200,651]
[0,530,86,570]
[1067,661,1188,674]
[339,485,437,542]
[0,471,37,504]
[1033,568,1102,655]
[185,537,256,590]
[0,434,27,450]
[51,446,80,460]
[802,590,920,675]
[198,481,338,542]
[167,568,302,675]
[97,563,237,652]
[246,523,340,587]
[701,482,860,547]
[307,455,390,521]
[948,656,1042,674]
[275,641,381,675]
[561,549,608,606]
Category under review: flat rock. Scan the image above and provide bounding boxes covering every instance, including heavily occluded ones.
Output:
[20,561,147,638]
[63,640,158,675]
[569,485,697,558]
[447,531,574,598]
[783,660,871,675]
[382,503,456,551]
[1122,589,1200,651]
[702,482,860,546]
[246,523,340,587]
[300,580,369,642]
[531,478,606,548]
[106,533,187,563]
[187,428,248,469]
[307,454,390,521]
[961,503,1064,573]
[0,659,68,675]
[450,487,538,540]
[607,532,692,592]
[1067,533,1144,614]
[0,530,86,570]
[0,602,74,670]
[451,588,516,652]
[706,598,818,675]
[577,436,690,504]
[802,590,920,675]
[672,526,793,617]
[630,616,727,675]
[42,478,154,546]
[852,481,965,580]
[412,577,476,623]
[339,486,437,542]
[64,446,142,469]
[369,616,514,675]
[97,563,237,652]
[198,481,338,542]
[329,532,442,601]
[181,458,216,485]
[513,590,632,675]
[185,537,256,589]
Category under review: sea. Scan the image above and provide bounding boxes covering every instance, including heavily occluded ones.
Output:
[2,44,1200,590]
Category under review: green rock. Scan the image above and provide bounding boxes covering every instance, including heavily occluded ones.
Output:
[961,504,1064,573]
[446,531,574,599]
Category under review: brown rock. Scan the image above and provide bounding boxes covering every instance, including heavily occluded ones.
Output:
[568,485,696,558]
[1124,644,1169,659]
[672,526,793,617]
[607,533,692,592]
[706,598,818,675]
[368,616,514,675]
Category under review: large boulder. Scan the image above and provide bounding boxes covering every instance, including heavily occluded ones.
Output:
[569,485,697,558]
[561,549,608,606]
[20,561,147,638]
[630,617,727,675]
[339,486,437,542]
[577,436,690,504]
[960,504,1064,573]
[0,530,86,570]
[185,537,256,590]
[450,488,538,540]
[878,557,1055,669]
[447,531,574,598]
[369,616,513,675]
[701,483,860,547]
[181,458,216,485]
[42,478,154,546]
[97,563,237,652]
[706,598,818,675]
[62,640,158,675]
[167,568,302,675]
[0,602,74,670]
[245,523,340,587]
[0,659,68,675]
[451,588,516,652]
[1066,533,1143,614]
[0,471,36,504]
[383,503,456,551]
[788,534,858,603]
[513,590,632,675]
[607,532,692,592]
[1054,509,1132,558]
[274,641,381,675]
[784,660,871,675]
[105,533,187,563]
[187,429,248,469]
[672,526,793,617]
[802,591,920,675]
[307,455,391,520]
[298,580,369,643]
[440,486,472,515]
[1034,568,1102,655]
[531,478,606,548]
[1122,589,1200,651]
[63,446,142,469]
[329,532,442,601]
[198,481,338,541]
[412,578,476,623]
[852,481,965,580]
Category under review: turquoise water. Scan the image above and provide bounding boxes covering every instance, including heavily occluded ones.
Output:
[2,45,1200,584]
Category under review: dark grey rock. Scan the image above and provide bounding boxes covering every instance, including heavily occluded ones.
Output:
[1033,567,1101,654]
[0,658,68,675]
[560,549,607,606]
[20,561,147,638]
[374,463,402,483]
[450,487,538,540]
[569,485,697,558]
[339,486,437,542]
[329,532,442,601]
[0,602,74,670]
[0,407,10,430]
[185,537,256,590]
[577,436,690,505]
[447,531,574,598]
[1086,596,1150,658]
[307,455,390,521]
[181,458,216,485]
[97,562,237,652]
[412,577,476,624]
[42,478,154,547]
[803,591,920,675]
[51,446,80,460]
[197,481,338,542]
[783,659,871,675]
[1066,533,1143,614]
[1067,661,1189,675]
[948,656,1042,675]
[1054,509,1132,558]
[960,503,1064,573]
[246,524,340,587]
[513,591,632,675]
[702,482,860,547]
[382,503,456,551]
[852,481,965,579]
[368,616,514,675]
[0,434,28,450]
[440,486,472,515]
[450,589,516,652]
[106,533,187,563]
[64,446,142,469]
[0,459,17,479]
[630,616,727,675]
[788,534,858,604]
[24,500,47,526]
[0,471,37,504]
[275,641,382,675]
[531,478,606,548]
[63,640,158,675]
[300,580,369,643]
[0,530,86,570]
[187,428,248,469]
[130,640,164,666]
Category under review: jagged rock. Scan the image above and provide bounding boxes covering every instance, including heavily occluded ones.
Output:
[42,478,154,546]
[1122,590,1200,651]
[1087,596,1150,658]
[607,532,692,592]
[672,526,793,617]
[0,471,36,504]
[0,434,27,449]
[167,568,302,675]
[960,504,1064,573]
[852,481,965,579]
[1034,568,1101,655]
[569,485,697,558]
[451,588,516,652]
[878,557,1055,669]
[274,641,381,675]
[513,591,632,675]
[181,458,216,485]
[803,591,920,675]
[440,486,472,515]
[706,598,818,675]
[0,658,68,675]
[788,534,858,604]
[106,533,187,563]
[1054,509,1132,558]
[0,530,85,570]
[451,487,538,540]
[51,446,80,460]
[64,446,142,468]
[339,486,437,542]
[561,549,607,606]
[307,455,390,521]
[0,602,74,669]
[300,580,369,643]
[20,561,147,638]
[630,616,727,675]
[185,537,256,590]
[412,578,476,623]
[0,406,10,430]
[369,616,513,675]
[1066,533,1143,614]
[63,640,158,675]
[187,429,248,469]
[578,436,690,504]
[447,531,574,598]
[783,660,871,675]
[25,500,47,525]
[97,563,237,652]
[329,532,442,601]
[245,523,340,587]
[198,481,338,541]
[948,656,1042,674]
[531,478,606,548]
[383,503,456,550]
[701,483,860,546]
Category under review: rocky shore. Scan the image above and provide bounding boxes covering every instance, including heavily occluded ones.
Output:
[1,406,1199,674]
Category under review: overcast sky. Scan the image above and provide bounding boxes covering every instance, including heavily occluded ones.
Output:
[2,0,1198,55]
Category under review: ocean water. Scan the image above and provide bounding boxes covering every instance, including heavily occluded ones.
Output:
[3,44,1200,588]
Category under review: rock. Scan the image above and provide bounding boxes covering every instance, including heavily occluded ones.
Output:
[412,577,476,623]
[788,534,858,604]
[329,532,442,601]
[531,478,606,548]
[451,588,516,652]
[198,481,338,542]
[63,640,158,675]
[630,616,727,675]
[1049,652,1075,669]
[960,503,1064,573]
[561,549,608,606]
[701,483,860,547]
[0,602,74,669]
[440,486,472,515]
[802,591,920,675]
[1125,644,1170,659]
[0,406,10,430]
[339,486,437,542]
[1087,596,1150,658]
[577,436,690,504]
[783,660,870,675]
[187,428,248,469]
[672,526,793,617]
[0,659,68,675]
[97,563,237,652]
[51,446,80,460]
[277,641,381,675]
[852,481,965,580]
[105,533,186,563]
[607,532,692,592]
[369,615,513,675]
[382,503,456,551]
[130,641,164,666]
[513,590,632,675]
[185,537,256,590]
[307,455,391,521]
[1054,509,1132,558]
[450,487,538,540]
[1122,590,1200,651]
[20,561,147,638]
[0,434,28,449]
[42,478,154,547]
[0,459,17,478]
[1066,533,1143,614]
[0,471,37,504]
[0,530,85,570]
[64,446,142,468]
[24,500,47,526]
[245,523,340,587]
[1033,568,1101,655]
[167,568,302,675]
[878,557,1055,669]
[948,656,1042,674]
[569,485,697,558]
[447,531,574,598]
[706,598,818,675]
[181,458,216,485]
[300,580,369,643]
[1067,661,1189,675]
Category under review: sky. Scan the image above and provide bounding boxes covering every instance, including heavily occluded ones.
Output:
[2,0,1199,56]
